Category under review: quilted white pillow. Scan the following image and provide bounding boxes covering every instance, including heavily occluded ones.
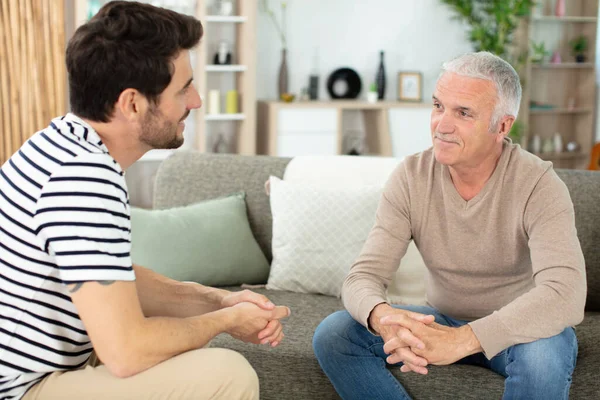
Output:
[266,176,382,297]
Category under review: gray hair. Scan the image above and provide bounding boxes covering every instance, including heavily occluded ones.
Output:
[440,52,522,130]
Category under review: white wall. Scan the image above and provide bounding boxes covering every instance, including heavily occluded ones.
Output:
[256,0,473,102]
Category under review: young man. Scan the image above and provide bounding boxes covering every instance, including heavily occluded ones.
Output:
[313,52,586,400]
[0,2,289,399]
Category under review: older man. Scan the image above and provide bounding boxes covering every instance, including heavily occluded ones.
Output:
[313,52,586,400]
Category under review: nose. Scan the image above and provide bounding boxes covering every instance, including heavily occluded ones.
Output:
[436,111,454,134]
[188,86,202,110]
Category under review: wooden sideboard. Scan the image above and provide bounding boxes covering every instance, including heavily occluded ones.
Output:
[257,100,432,158]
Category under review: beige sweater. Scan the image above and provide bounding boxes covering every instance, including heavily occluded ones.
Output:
[342,140,587,358]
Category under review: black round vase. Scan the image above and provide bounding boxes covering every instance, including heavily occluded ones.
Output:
[575,54,586,63]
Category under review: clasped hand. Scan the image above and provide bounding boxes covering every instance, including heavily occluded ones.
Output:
[221,289,290,347]
[374,306,478,375]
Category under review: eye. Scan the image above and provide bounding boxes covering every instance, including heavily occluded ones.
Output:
[433,102,441,109]
[459,110,470,117]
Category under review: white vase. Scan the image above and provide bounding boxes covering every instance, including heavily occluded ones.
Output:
[542,138,554,154]
[553,132,563,153]
[531,135,541,153]
[367,91,378,103]
[208,90,220,114]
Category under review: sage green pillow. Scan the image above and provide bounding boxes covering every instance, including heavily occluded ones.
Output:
[130,193,269,286]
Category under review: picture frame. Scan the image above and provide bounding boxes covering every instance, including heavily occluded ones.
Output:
[397,72,423,102]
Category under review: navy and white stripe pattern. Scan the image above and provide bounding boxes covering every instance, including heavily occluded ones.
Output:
[0,114,135,399]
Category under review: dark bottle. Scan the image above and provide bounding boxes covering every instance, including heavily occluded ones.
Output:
[376,51,386,100]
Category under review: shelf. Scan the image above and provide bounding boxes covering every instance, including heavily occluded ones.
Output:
[532,152,588,161]
[529,108,593,115]
[205,16,248,23]
[532,63,594,69]
[205,65,248,72]
[205,113,246,121]
[532,16,598,22]
[264,100,432,110]
[138,149,173,162]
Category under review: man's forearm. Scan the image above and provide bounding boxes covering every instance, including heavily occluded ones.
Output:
[133,264,230,317]
[109,309,233,378]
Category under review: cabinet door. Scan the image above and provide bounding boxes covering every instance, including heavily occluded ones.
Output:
[278,109,337,133]
[277,109,338,156]
[388,108,432,158]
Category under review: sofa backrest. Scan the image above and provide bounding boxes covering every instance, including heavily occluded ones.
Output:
[555,169,600,311]
[153,152,600,311]
[153,152,290,261]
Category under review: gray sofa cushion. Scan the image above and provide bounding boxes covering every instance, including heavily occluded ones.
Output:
[211,287,600,400]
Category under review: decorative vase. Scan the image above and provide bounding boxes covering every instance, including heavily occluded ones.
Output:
[376,51,386,100]
[225,90,238,114]
[531,135,541,154]
[278,49,288,100]
[551,51,562,64]
[217,0,233,16]
[208,90,220,114]
[553,132,563,153]
[542,138,554,154]
[575,54,586,63]
[555,0,565,17]
[367,91,378,103]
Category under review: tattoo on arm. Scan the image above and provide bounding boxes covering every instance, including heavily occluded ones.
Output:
[67,280,116,293]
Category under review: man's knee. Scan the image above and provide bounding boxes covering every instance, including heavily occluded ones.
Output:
[200,348,259,399]
[313,311,357,358]
[507,328,577,383]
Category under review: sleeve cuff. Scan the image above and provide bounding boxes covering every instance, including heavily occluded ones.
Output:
[356,295,389,335]
[468,312,514,359]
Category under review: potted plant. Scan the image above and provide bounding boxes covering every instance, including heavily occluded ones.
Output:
[570,35,588,63]
[439,0,534,64]
[530,41,550,63]
[367,83,378,103]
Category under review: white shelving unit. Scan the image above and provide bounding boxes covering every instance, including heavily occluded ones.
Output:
[205,113,246,121]
[520,0,598,169]
[529,107,593,115]
[196,0,257,155]
[205,15,248,23]
[205,64,248,72]
[532,62,595,69]
[533,16,598,22]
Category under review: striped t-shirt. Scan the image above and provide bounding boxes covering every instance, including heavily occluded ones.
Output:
[0,113,136,399]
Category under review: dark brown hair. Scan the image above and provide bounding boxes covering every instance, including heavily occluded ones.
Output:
[66,1,203,122]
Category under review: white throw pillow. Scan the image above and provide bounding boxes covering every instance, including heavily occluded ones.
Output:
[267,176,382,297]
[268,155,428,304]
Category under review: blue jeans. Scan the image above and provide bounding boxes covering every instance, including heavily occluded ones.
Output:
[313,305,578,400]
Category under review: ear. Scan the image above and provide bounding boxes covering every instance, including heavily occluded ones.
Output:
[115,89,149,122]
[496,115,515,143]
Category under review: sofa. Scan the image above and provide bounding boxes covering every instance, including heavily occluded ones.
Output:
[152,151,600,400]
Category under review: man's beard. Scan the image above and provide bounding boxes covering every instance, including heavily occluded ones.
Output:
[140,106,187,150]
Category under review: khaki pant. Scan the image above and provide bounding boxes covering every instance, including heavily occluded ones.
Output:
[24,348,259,400]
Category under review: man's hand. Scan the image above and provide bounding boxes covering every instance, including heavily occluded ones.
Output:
[226,302,291,346]
[221,289,275,310]
[369,303,435,375]
[220,289,288,346]
[380,318,482,366]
